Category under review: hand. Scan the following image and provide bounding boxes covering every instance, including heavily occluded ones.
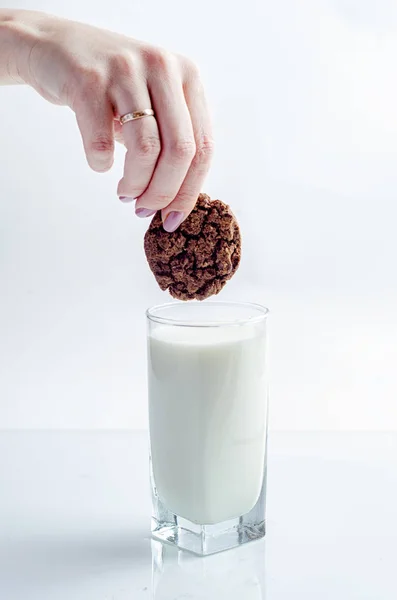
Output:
[19,12,214,230]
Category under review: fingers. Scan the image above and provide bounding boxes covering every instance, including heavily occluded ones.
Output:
[75,96,115,173]
[74,47,213,232]
[135,56,213,232]
[161,70,214,230]
[114,81,161,203]
[134,58,196,221]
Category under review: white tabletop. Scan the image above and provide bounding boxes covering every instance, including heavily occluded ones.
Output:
[0,431,396,599]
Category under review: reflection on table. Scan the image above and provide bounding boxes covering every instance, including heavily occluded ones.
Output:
[151,538,265,600]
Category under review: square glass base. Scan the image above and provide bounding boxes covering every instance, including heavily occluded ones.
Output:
[151,469,267,556]
[152,514,266,556]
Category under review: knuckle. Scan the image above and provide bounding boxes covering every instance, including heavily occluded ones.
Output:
[136,135,161,160]
[193,135,215,167]
[169,138,196,162]
[91,135,114,155]
[109,52,137,79]
[181,56,200,79]
[78,66,107,95]
[142,46,175,73]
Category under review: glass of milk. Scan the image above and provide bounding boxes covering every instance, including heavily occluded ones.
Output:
[147,301,269,556]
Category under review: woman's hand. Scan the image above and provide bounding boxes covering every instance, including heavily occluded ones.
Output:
[1,10,214,230]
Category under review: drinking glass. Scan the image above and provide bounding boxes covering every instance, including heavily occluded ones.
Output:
[147,301,269,555]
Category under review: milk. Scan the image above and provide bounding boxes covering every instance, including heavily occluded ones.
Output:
[148,323,267,525]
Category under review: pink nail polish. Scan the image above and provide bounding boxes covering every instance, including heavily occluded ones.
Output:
[163,211,185,233]
[119,196,134,203]
[136,208,156,218]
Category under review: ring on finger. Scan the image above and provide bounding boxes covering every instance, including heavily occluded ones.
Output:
[119,109,155,125]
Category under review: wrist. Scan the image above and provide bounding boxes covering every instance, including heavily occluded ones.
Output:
[0,10,42,85]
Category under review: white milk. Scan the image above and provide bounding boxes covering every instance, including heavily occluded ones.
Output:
[148,323,267,525]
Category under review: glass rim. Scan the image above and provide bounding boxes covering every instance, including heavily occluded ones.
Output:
[146,301,269,328]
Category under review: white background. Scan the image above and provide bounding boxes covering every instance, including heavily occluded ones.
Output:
[1,0,397,431]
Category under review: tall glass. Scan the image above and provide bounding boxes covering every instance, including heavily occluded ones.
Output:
[147,302,269,556]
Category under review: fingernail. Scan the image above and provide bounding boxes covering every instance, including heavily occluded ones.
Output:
[136,208,156,218]
[163,211,185,233]
[119,196,134,203]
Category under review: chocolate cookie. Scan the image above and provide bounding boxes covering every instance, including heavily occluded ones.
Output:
[144,193,241,301]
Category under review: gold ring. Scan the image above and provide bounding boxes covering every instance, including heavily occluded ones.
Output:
[119,109,155,125]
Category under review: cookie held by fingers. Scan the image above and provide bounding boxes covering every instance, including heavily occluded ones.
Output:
[144,193,241,301]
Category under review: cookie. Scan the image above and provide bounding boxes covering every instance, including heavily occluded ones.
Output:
[144,193,241,301]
